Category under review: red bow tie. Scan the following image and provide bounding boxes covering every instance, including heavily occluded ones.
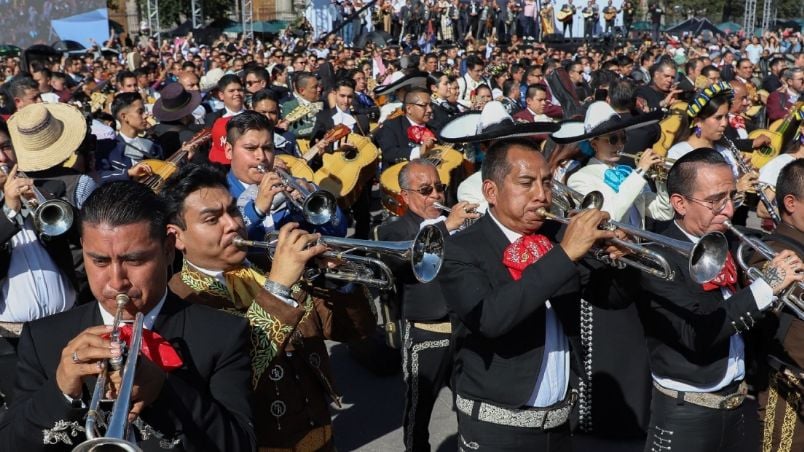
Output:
[729,114,746,131]
[502,234,554,281]
[407,124,436,144]
[106,325,184,372]
[702,252,738,293]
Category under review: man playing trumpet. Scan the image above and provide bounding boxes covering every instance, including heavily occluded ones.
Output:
[162,163,375,451]
[0,181,255,451]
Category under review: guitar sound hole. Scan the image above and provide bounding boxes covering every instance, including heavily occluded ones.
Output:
[341,146,358,160]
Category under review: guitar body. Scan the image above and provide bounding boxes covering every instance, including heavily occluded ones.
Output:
[297,138,311,155]
[603,10,617,21]
[427,146,463,185]
[315,134,380,207]
[276,154,316,182]
[652,102,688,157]
[557,9,573,22]
[139,159,178,192]
[379,162,407,216]
[747,129,782,168]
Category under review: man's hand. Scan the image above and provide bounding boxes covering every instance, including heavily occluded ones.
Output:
[737,171,759,194]
[267,223,328,288]
[444,201,481,232]
[660,88,682,108]
[127,162,153,179]
[56,325,118,399]
[421,137,437,155]
[559,209,615,262]
[2,165,34,214]
[128,356,167,422]
[254,170,286,215]
[752,134,772,149]
[764,250,804,295]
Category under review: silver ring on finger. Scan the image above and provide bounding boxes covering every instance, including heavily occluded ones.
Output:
[72,351,81,364]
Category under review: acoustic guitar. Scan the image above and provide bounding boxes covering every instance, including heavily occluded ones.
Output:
[747,102,804,168]
[603,7,618,21]
[557,8,574,23]
[139,128,212,192]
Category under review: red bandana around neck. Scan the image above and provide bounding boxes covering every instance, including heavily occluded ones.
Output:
[701,252,738,293]
[106,325,184,372]
[502,234,554,281]
[407,124,436,144]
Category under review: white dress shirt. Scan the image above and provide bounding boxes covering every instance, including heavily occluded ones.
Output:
[97,290,167,330]
[488,211,570,407]
[652,222,774,392]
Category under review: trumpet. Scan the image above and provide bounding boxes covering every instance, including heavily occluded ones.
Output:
[256,163,338,226]
[537,190,730,284]
[0,165,74,238]
[721,137,781,225]
[724,220,804,320]
[617,152,676,181]
[550,180,589,216]
[433,202,484,229]
[233,224,445,290]
[74,294,144,452]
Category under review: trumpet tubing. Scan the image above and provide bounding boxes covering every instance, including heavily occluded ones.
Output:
[256,164,338,226]
[0,165,74,237]
[616,152,675,181]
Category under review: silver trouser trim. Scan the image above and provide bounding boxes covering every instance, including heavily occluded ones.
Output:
[455,392,574,429]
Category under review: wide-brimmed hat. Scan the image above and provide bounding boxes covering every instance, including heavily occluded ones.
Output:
[439,101,559,143]
[373,71,429,96]
[200,68,225,92]
[550,101,663,144]
[8,103,87,172]
[153,83,202,122]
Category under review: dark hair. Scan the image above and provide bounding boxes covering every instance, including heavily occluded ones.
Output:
[776,159,804,215]
[502,79,517,97]
[404,87,430,103]
[111,92,143,119]
[217,73,242,92]
[294,72,317,91]
[700,65,720,79]
[0,118,9,136]
[8,75,38,99]
[482,138,540,185]
[684,58,699,76]
[244,66,269,82]
[334,78,356,91]
[252,88,279,105]
[81,180,168,242]
[161,163,231,228]
[666,148,729,198]
[650,60,676,79]
[116,70,136,86]
[609,78,636,111]
[32,67,52,79]
[226,110,273,145]
[525,83,547,100]
[673,89,732,144]
[270,64,287,80]
[465,55,484,70]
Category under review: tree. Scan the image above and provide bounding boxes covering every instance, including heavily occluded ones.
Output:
[137,0,232,29]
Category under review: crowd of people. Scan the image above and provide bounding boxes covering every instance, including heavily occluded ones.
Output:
[0,8,802,452]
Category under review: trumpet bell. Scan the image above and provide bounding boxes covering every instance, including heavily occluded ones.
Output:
[689,231,729,284]
[303,190,338,226]
[35,198,75,238]
[410,224,445,283]
[71,437,143,452]
[580,191,604,210]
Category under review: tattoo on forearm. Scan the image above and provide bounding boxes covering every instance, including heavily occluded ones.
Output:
[764,265,786,293]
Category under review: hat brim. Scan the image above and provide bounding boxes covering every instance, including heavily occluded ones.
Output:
[439,111,560,143]
[550,110,663,144]
[9,103,87,172]
[153,90,202,122]
[373,71,429,96]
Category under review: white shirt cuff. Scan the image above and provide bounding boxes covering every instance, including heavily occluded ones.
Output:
[409,145,422,160]
[750,278,775,311]
[63,393,86,408]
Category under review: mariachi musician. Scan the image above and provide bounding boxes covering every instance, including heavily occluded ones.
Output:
[374,86,436,170]
[602,0,618,35]
[751,159,804,451]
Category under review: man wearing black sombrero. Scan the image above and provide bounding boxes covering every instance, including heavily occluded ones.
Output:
[436,100,637,451]
[150,83,205,158]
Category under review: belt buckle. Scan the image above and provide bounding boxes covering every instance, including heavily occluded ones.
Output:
[719,393,744,410]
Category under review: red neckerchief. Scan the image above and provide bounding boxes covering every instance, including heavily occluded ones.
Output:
[105,325,184,372]
[407,124,436,144]
[701,252,738,293]
[728,114,746,132]
[502,234,554,281]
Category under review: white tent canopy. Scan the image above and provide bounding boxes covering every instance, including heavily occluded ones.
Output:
[51,8,110,49]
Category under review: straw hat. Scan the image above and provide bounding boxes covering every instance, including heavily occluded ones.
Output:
[200,68,225,92]
[8,103,87,172]
[439,101,559,143]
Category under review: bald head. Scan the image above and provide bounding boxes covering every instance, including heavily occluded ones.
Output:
[729,80,748,115]
[178,72,200,92]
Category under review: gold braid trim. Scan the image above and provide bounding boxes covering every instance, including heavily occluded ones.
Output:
[779,374,801,452]
[763,374,779,452]
[180,261,230,300]
[246,291,314,388]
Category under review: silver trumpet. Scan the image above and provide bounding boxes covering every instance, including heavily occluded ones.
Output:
[617,152,676,182]
[0,164,74,237]
[724,220,804,320]
[433,202,483,229]
[233,224,445,289]
[550,180,590,217]
[73,294,145,452]
[257,163,338,226]
[537,190,730,284]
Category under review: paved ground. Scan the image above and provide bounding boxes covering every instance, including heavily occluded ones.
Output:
[327,340,645,452]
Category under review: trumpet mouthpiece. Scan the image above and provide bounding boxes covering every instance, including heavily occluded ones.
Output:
[115,293,129,307]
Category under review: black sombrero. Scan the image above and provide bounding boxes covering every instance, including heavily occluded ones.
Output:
[550,101,663,144]
[373,71,429,96]
[438,101,560,143]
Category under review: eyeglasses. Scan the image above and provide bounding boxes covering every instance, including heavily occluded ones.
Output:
[407,102,431,109]
[684,192,741,213]
[402,183,447,196]
[597,133,625,146]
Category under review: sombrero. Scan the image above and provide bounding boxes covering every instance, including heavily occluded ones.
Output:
[438,101,559,143]
[8,103,87,172]
[153,82,202,122]
[373,71,429,96]
[550,101,663,145]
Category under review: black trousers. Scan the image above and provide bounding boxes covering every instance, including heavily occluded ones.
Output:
[0,337,19,408]
[457,411,572,452]
[402,322,452,452]
[644,387,756,452]
[584,20,595,40]
[563,20,573,38]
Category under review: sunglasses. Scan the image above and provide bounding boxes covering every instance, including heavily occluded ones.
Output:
[599,133,626,146]
[403,183,447,196]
